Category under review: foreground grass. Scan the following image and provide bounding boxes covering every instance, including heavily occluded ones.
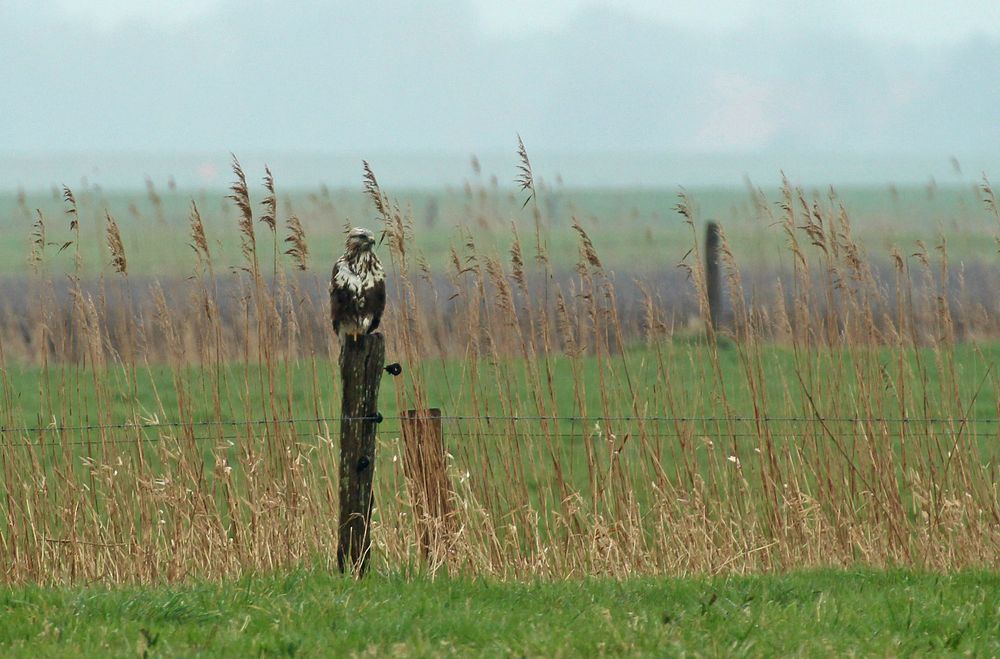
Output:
[1,569,997,656]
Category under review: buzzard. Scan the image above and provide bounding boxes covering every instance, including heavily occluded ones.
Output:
[330,227,386,342]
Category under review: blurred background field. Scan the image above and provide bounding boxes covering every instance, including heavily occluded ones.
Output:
[3,175,998,277]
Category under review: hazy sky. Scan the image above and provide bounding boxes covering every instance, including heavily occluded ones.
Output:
[2,0,999,187]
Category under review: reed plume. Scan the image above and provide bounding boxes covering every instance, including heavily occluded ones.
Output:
[227,154,257,272]
[104,211,127,276]
[515,134,535,209]
[284,214,309,271]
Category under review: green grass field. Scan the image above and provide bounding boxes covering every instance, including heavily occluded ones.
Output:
[5,340,998,431]
[1,568,997,656]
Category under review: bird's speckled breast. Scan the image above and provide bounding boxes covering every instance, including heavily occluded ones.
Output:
[333,252,384,299]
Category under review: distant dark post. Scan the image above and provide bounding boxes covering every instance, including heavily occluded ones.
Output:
[337,333,385,577]
[705,221,723,331]
[401,408,453,562]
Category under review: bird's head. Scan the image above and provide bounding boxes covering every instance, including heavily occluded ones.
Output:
[346,227,376,252]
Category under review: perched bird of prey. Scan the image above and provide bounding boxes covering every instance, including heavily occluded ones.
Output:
[330,227,386,342]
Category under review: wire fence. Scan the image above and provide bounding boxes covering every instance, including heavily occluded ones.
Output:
[3,413,998,434]
[0,412,996,449]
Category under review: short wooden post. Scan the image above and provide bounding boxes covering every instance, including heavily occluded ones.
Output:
[705,221,723,331]
[337,332,385,577]
[401,408,453,562]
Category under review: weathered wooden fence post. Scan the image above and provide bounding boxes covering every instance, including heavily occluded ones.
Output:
[705,221,723,331]
[401,408,453,563]
[337,332,385,577]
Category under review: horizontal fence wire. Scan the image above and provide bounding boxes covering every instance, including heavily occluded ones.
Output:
[0,414,996,449]
[3,427,348,450]
[1,414,997,436]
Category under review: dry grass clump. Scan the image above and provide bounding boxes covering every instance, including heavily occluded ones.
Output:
[0,149,996,585]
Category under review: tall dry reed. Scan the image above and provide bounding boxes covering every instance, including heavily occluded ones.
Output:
[0,151,996,585]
